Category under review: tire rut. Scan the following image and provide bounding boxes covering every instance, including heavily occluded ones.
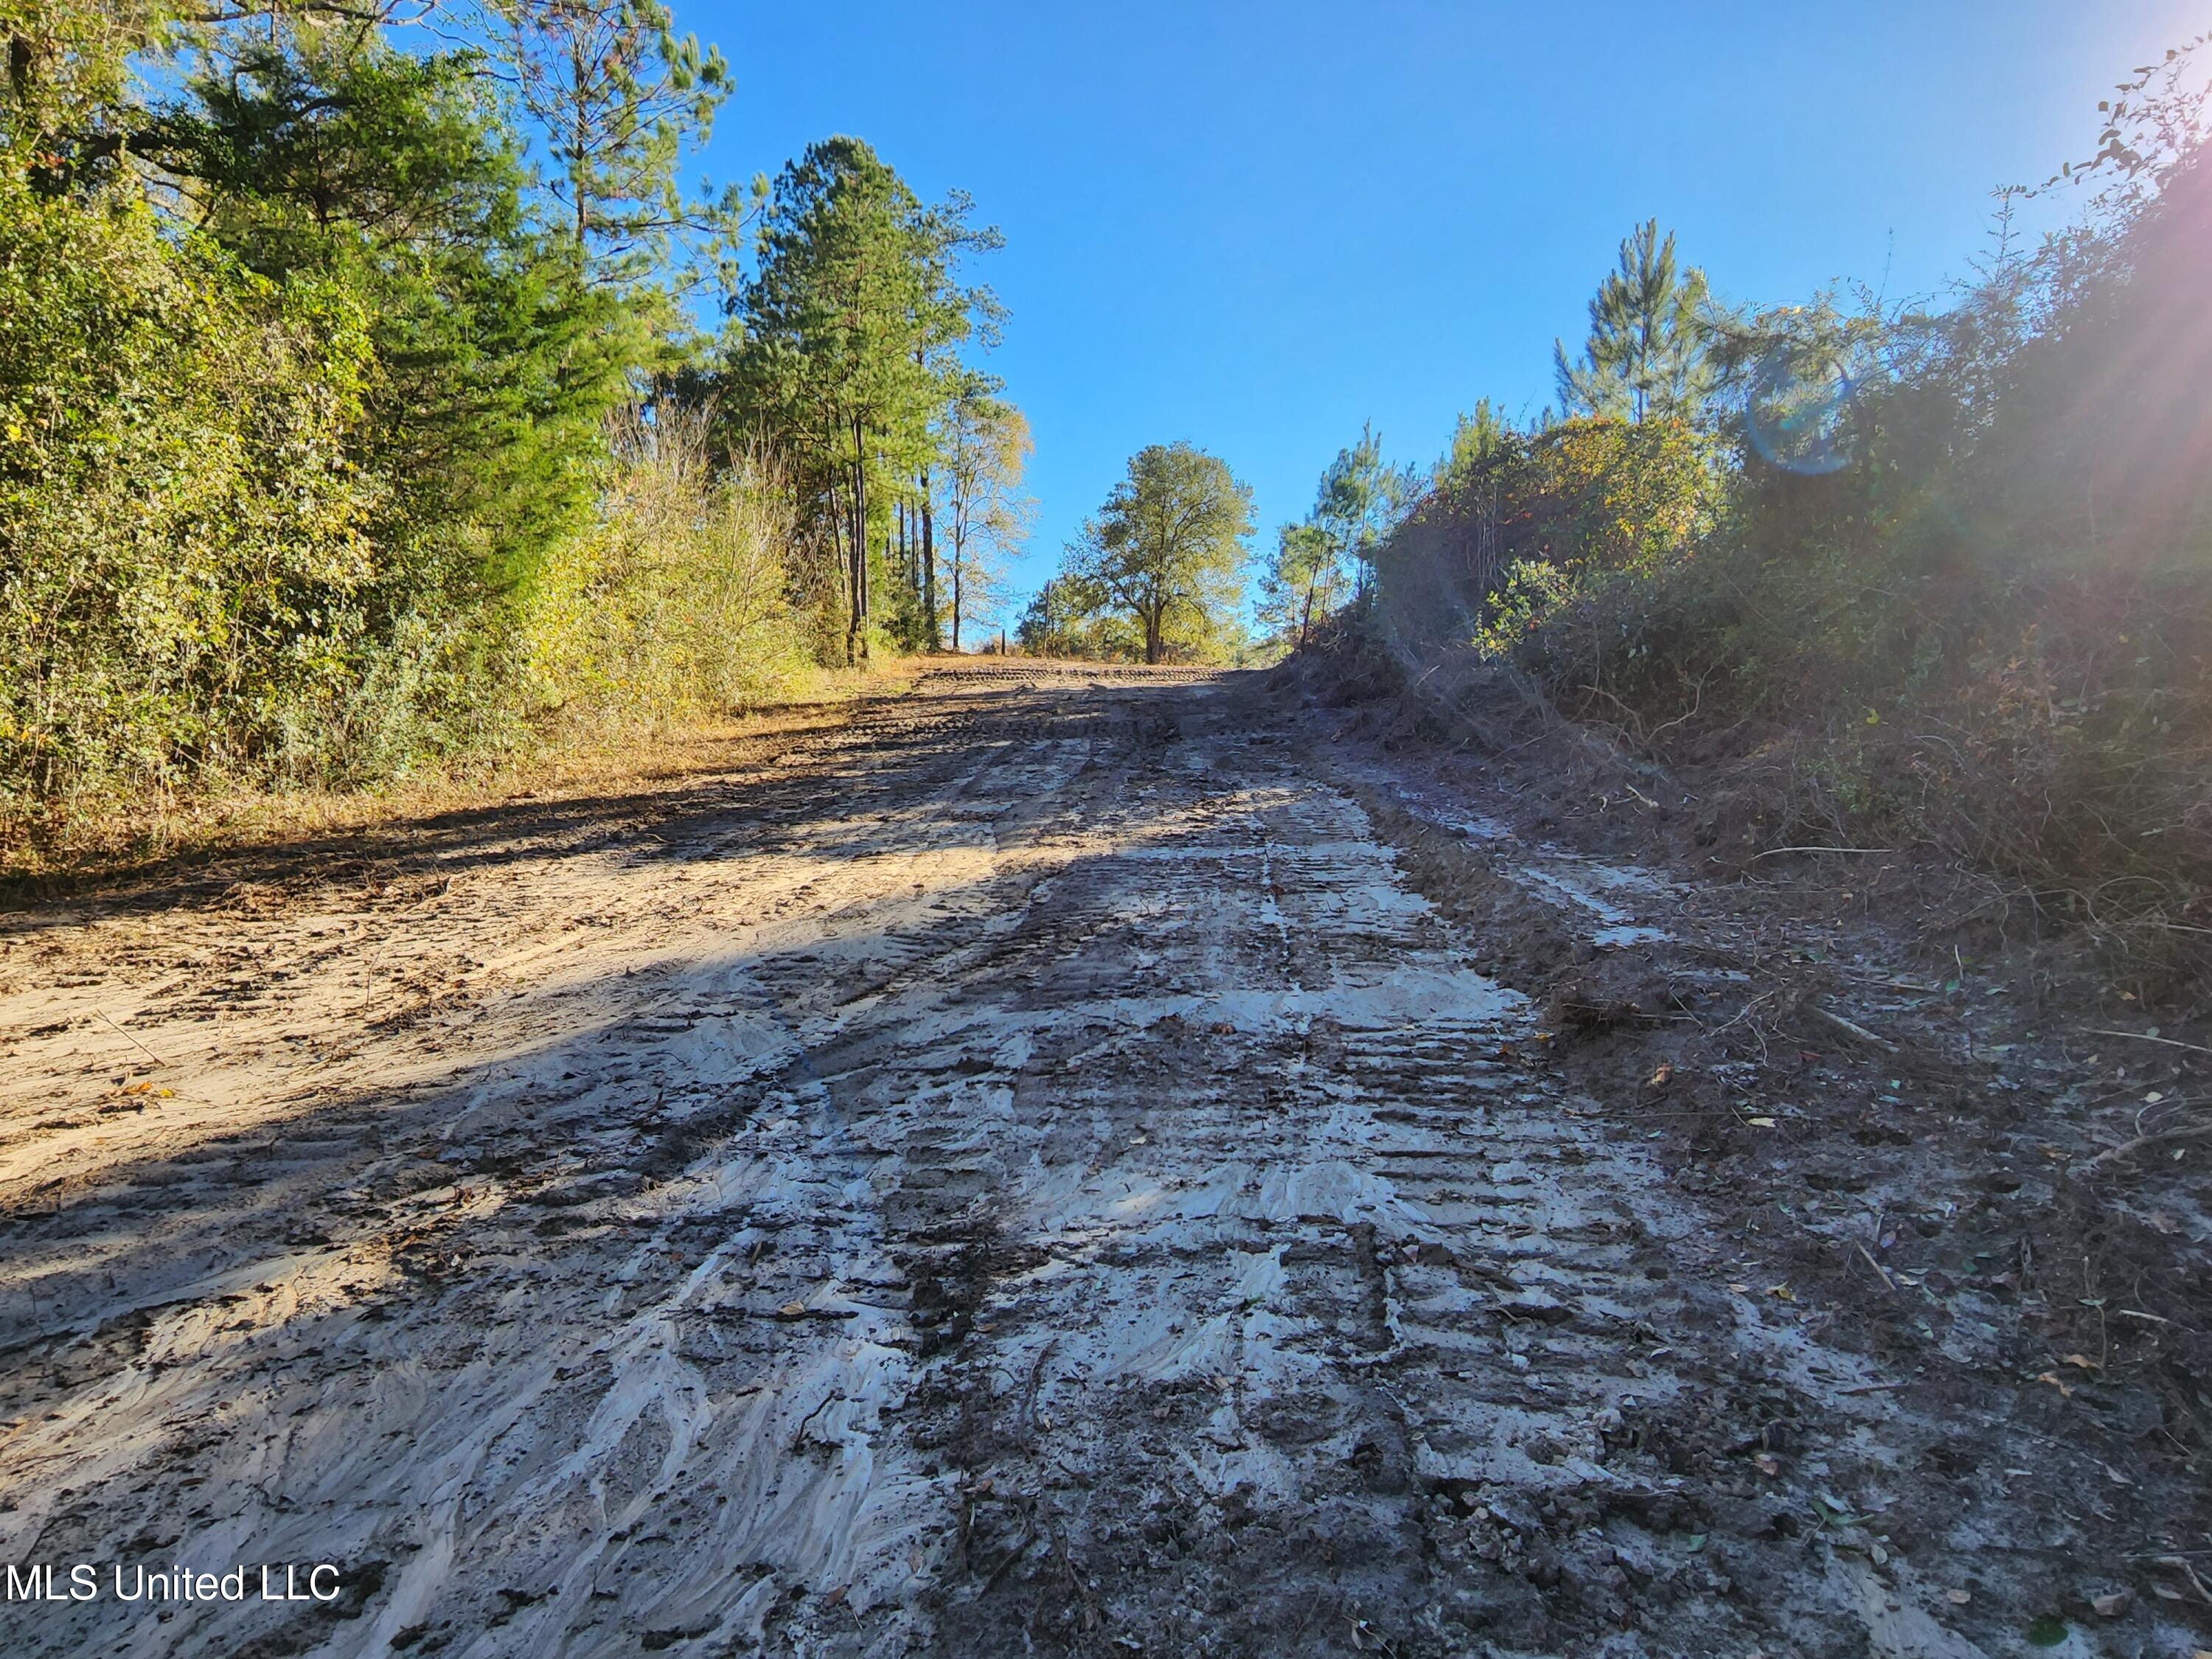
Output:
[0,667,1984,1657]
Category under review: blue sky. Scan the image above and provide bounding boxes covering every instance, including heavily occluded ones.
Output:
[691,0,2205,625]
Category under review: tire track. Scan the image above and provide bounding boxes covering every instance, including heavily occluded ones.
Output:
[1,666,1986,1657]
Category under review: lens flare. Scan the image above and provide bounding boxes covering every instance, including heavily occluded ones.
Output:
[1745,347,1857,475]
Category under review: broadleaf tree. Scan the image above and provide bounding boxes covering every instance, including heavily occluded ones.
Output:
[1060,442,1253,665]
[937,382,1032,650]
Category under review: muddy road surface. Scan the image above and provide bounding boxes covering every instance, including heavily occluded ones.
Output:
[0,666,2098,1655]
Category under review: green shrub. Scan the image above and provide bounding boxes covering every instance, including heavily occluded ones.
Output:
[0,178,379,818]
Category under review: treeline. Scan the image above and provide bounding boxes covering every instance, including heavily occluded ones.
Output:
[1307,44,2212,971]
[0,0,1029,847]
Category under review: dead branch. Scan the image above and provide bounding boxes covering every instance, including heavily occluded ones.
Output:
[2071,1121,2212,1176]
[1804,1003,1901,1057]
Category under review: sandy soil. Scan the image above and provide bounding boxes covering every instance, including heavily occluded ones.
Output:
[1,663,2203,1656]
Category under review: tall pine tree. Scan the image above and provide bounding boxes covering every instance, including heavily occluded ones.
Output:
[1554,219,1714,422]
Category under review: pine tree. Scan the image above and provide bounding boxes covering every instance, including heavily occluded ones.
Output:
[1258,521,1346,649]
[1313,422,1416,599]
[727,136,998,662]
[1433,398,1517,491]
[1553,219,1714,422]
[477,0,736,285]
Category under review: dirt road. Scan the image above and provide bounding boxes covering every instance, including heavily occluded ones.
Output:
[0,666,2099,1655]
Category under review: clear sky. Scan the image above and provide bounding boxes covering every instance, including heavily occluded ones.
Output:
[691,0,2207,626]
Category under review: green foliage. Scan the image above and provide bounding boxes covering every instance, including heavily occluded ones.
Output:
[0,0,847,851]
[1313,420,1418,598]
[0,173,378,812]
[1016,577,1142,661]
[0,0,173,197]
[478,0,739,284]
[1388,66,2212,966]
[1258,522,1349,652]
[520,404,810,723]
[724,135,1006,661]
[1553,219,1714,423]
[165,27,638,591]
[1432,399,1517,493]
[1054,442,1253,665]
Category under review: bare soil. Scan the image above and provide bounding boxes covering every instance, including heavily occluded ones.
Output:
[1,660,2206,1657]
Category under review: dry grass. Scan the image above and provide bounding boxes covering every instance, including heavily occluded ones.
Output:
[0,664,917,895]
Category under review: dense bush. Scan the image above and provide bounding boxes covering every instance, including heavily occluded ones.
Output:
[519,406,811,726]
[1371,63,2212,970]
[0,175,380,810]
[0,3,992,862]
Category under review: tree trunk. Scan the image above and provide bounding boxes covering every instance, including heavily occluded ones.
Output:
[919,467,939,652]
[829,486,851,665]
[848,417,869,662]
[569,40,591,260]
[950,545,962,653]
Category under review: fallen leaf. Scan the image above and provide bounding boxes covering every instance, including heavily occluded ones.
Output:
[2034,1371,2075,1399]
[1747,1115,1777,1128]
[2062,1353,2100,1371]
[1754,1453,1780,1475]
[1766,1284,1795,1302]
[1648,1061,1674,1088]
[1947,1588,1972,1605]
[2091,1589,2133,1617]
[776,1301,807,1319]
[1727,1281,1751,1293]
